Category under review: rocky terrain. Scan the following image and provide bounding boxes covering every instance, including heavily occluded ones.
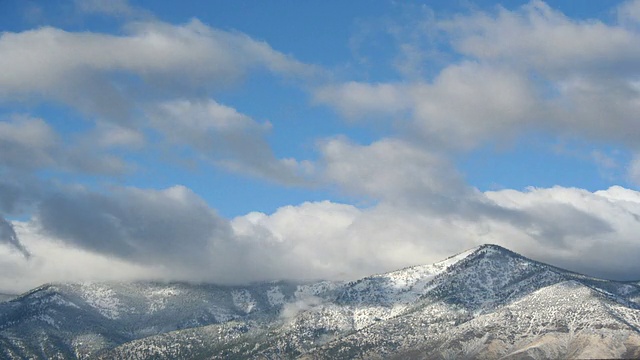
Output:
[1,244,639,359]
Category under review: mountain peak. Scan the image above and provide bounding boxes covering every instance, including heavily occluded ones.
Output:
[470,243,520,255]
[461,243,528,262]
[2,245,640,359]
[475,243,507,251]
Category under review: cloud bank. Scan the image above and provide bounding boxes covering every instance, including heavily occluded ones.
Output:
[1,1,640,292]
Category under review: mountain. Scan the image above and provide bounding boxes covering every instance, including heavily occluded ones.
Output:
[0,294,16,303]
[1,244,639,359]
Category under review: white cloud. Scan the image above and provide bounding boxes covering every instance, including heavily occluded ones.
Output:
[35,185,230,268]
[317,1,640,149]
[0,19,313,123]
[320,137,469,204]
[0,115,131,176]
[0,180,637,293]
[0,217,29,259]
[90,123,145,149]
[227,186,640,284]
[440,1,640,145]
[316,62,537,150]
[618,0,640,25]
[2,1,640,294]
[148,99,311,184]
[446,1,640,76]
[408,62,536,148]
[314,82,411,120]
[0,222,163,293]
[627,154,640,185]
[0,116,57,169]
[149,99,270,148]
[74,0,142,18]
[0,19,318,183]
[485,186,640,279]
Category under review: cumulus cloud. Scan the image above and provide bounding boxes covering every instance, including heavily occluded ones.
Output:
[485,186,640,279]
[618,0,640,25]
[74,0,145,18]
[0,14,321,280]
[0,19,313,124]
[2,1,640,293]
[445,1,640,75]
[29,186,361,285]
[0,217,30,258]
[89,123,146,149]
[0,116,57,170]
[0,179,637,293]
[319,137,470,205]
[0,221,163,293]
[35,185,229,268]
[0,17,317,184]
[316,62,538,150]
[316,1,640,149]
[147,99,310,184]
[314,82,411,120]
[627,154,640,185]
[0,115,130,176]
[229,186,640,283]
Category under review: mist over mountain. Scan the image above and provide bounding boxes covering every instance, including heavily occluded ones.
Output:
[1,244,639,359]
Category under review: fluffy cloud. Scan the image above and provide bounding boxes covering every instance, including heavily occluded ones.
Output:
[35,185,229,268]
[231,185,640,283]
[28,186,359,286]
[316,63,538,150]
[0,217,30,259]
[320,137,470,205]
[627,154,640,185]
[0,17,317,185]
[0,15,320,277]
[0,116,57,170]
[618,0,640,25]
[446,1,640,75]
[314,82,410,120]
[1,179,638,293]
[316,1,640,150]
[443,1,640,145]
[147,99,310,184]
[0,19,312,123]
[2,1,640,294]
[74,0,144,18]
[485,186,640,279]
[0,115,130,176]
[0,221,163,292]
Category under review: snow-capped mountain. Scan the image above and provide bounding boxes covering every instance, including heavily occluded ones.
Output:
[0,294,16,303]
[1,244,639,359]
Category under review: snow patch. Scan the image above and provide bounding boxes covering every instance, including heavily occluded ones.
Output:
[145,286,182,313]
[231,289,256,314]
[267,286,285,306]
[78,284,122,319]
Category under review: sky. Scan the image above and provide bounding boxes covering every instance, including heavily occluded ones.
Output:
[1,0,640,292]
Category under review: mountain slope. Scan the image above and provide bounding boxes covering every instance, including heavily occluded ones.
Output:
[1,244,639,359]
[0,280,341,359]
[0,293,16,303]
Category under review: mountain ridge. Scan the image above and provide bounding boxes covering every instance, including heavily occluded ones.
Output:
[1,244,639,359]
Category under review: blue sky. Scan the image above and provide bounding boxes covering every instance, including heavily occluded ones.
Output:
[1,0,640,291]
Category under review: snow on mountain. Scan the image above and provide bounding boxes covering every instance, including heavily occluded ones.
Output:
[1,244,639,359]
[0,293,16,303]
[0,281,312,358]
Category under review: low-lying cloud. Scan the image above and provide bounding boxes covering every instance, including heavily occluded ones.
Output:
[1,1,640,293]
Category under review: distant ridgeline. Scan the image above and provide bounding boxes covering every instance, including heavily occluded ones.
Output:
[1,244,639,359]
